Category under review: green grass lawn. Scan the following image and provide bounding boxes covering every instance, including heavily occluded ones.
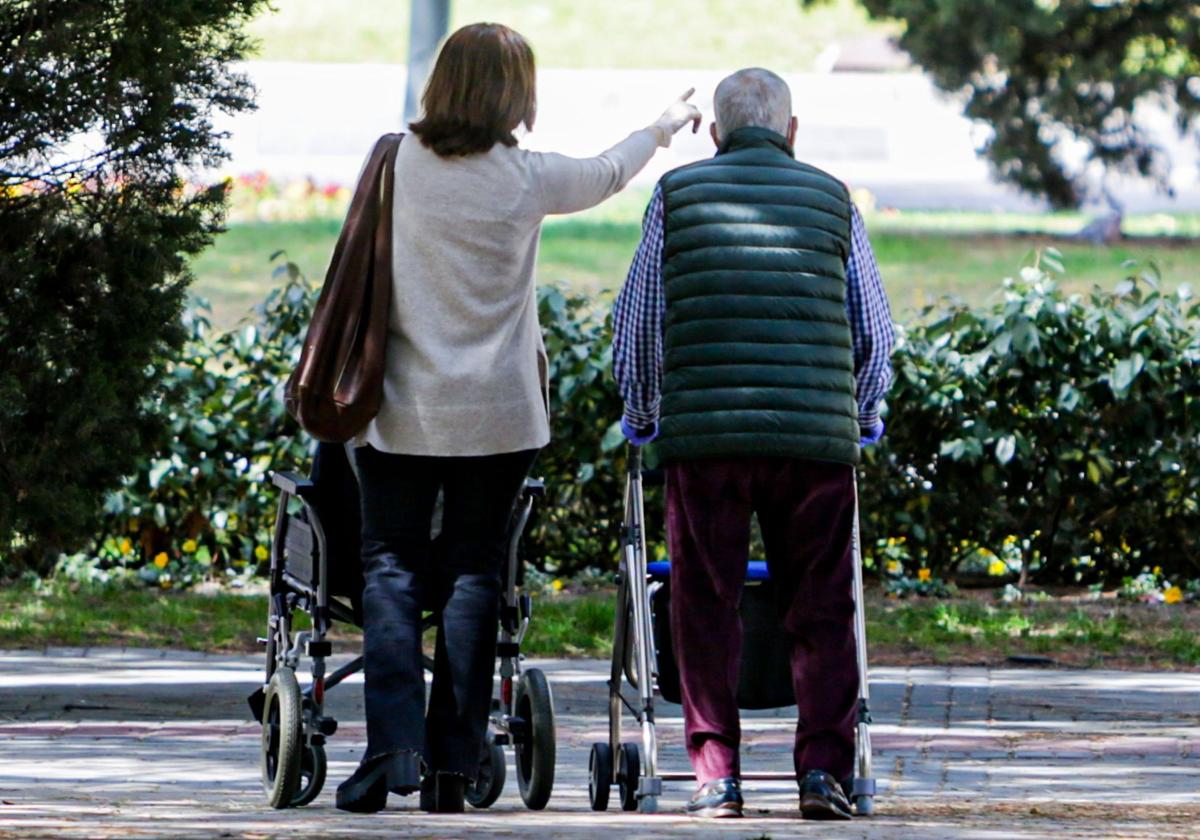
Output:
[3,583,1196,669]
[246,0,893,70]
[191,209,1199,330]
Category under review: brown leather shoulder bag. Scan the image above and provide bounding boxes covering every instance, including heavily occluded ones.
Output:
[285,133,403,442]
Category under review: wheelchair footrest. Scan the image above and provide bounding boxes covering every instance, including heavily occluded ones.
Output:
[247,687,265,724]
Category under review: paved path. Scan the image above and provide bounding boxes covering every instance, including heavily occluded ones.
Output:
[0,649,1197,838]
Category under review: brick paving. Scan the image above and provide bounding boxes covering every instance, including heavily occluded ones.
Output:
[0,649,1197,838]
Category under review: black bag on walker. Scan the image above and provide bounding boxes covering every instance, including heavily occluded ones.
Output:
[649,561,796,710]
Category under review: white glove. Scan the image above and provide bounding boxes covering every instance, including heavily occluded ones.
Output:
[650,88,702,148]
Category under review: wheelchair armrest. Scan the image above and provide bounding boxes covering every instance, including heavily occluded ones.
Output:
[522,478,546,498]
[271,470,314,496]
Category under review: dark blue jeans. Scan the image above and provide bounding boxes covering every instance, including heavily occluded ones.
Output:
[352,445,538,777]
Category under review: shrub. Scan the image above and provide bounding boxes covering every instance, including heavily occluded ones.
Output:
[87,257,312,587]
[0,0,267,576]
[862,254,1200,585]
[69,252,1200,590]
[528,284,630,577]
[82,267,633,584]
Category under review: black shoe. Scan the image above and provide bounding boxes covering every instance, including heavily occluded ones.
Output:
[686,777,743,819]
[335,751,421,813]
[799,769,854,820]
[419,771,467,813]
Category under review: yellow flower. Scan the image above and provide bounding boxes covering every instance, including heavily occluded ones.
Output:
[254,545,269,561]
[1004,535,1018,546]
[153,552,169,569]
[988,559,1008,576]
[182,539,197,554]
[918,568,932,583]
[886,560,901,575]
[551,579,564,592]
[1152,566,1162,576]
[1164,586,1183,605]
[118,537,132,555]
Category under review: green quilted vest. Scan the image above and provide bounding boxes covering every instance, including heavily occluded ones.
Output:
[657,126,859,465]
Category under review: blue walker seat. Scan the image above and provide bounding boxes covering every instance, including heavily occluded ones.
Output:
[647,559,771,581]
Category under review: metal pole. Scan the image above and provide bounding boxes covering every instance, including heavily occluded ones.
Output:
[624,446,660,812]
[850,476,876,814]
[404,0,451,124]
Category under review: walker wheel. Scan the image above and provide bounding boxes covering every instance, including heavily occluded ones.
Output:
[617,742,641,812]
[289,741,326,807]
[855,795,874,816]
[466,734,507,809]
[514,668,556,810]
[260,666,302,808]
[588,742,612,811]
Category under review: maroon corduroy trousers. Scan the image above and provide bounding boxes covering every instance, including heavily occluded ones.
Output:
[665,456,858,786]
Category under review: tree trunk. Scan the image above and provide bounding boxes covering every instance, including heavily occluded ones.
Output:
[404,0,451,124]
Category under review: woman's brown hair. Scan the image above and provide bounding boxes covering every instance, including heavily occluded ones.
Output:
[410,23,537,158]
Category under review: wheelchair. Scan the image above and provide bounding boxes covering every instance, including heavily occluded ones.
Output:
[247,442,557,810]
[587,446,876,815]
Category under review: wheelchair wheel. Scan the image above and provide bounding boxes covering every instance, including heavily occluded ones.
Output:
[588,742,612,812]
[617,742,641,812]
[466,735,506,809]
[261,666,303,808]
[514,668,555,810]
[288,741,326,807]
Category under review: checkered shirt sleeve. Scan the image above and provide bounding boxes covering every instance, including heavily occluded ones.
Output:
[845,203,895,428]
[612,186,665,429]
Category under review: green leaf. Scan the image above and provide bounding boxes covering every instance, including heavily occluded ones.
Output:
[1109,353,1145,397]
[600,421,625,453]
[1041,252,1065,275]
[1057,383,1080,411]
[148,459,172,490]
[994,435,1016,465]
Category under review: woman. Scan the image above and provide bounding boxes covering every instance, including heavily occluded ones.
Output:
[336,22,700,814]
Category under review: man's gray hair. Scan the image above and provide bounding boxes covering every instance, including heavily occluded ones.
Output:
[713,68,792,140]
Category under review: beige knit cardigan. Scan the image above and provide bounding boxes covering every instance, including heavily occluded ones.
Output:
[354,128,660,457]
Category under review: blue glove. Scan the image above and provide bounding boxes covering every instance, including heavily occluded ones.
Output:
[621,416,658,446]
[860,419,885,447]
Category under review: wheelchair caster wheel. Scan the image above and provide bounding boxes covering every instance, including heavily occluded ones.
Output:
[588,742,612,811]
[466,735,506,809]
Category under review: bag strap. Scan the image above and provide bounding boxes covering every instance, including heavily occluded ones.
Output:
[325,133,403,282]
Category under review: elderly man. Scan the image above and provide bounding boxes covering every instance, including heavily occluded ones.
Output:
[612,68,894,820]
